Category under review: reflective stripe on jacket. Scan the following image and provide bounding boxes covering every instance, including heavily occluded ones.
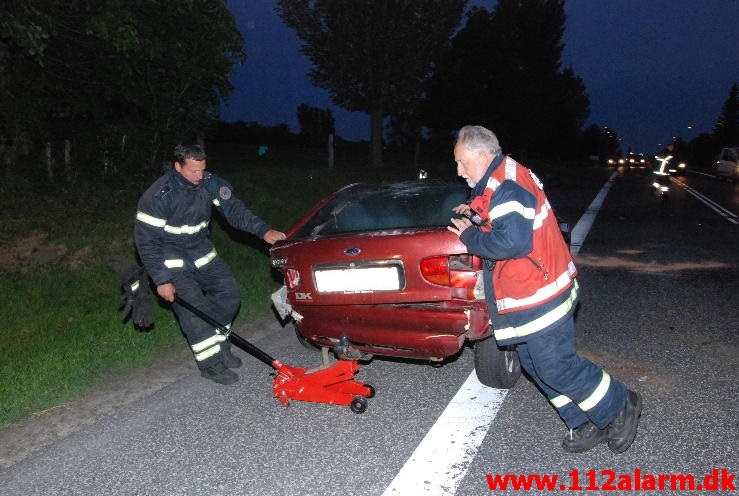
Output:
[471,156,577,314]
[134,169,272,285]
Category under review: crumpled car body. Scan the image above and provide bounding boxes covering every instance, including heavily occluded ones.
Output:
[270,179,490,362]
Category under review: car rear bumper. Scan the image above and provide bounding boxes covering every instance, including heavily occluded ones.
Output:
[290,302,490,361]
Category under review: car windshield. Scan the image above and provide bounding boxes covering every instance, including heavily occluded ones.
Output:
[292,180,470,239]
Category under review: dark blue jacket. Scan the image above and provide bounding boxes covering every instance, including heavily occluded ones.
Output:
[134,169,271,285]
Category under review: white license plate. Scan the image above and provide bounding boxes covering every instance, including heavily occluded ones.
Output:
[314,266,401,293]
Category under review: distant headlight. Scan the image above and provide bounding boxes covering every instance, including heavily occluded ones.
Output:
[678,162,687,169]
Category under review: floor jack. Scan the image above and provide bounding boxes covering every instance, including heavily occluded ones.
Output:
[175,296,375,413]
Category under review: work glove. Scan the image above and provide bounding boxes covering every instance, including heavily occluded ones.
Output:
[120,264,155,330]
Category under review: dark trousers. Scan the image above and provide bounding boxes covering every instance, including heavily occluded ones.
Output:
[171,257,241,369]
[516,314,627,429]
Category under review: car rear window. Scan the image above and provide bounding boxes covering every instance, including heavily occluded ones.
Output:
[292,180,470,238]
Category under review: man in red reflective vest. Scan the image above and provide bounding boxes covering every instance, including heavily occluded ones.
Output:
[448,125,642,453]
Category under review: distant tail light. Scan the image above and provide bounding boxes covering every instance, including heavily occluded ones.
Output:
[285,268,301,289]
[420,254,481,300]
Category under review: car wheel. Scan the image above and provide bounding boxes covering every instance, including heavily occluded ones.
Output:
[473,337,521,389]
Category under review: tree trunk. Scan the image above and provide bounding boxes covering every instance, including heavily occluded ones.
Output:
[327,133,334,169]
[102,136,110,174]
[120,134,127,161]
[370,107,383,167]
[64,139,72,179]
[45,142,53,180]
[0,136,7,175]
[149,130,160,168]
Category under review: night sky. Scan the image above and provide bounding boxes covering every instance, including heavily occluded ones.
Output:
[221,0,739,156]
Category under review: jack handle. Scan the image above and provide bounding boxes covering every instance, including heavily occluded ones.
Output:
[174,295,276,369]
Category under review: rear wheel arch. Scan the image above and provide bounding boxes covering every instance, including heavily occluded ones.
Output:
[291,321,320,350]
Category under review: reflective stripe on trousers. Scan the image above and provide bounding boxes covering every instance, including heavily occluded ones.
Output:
[516,316,627,429]
[549,370,612,412]
[191,330,227,362]
[164,249,217,270]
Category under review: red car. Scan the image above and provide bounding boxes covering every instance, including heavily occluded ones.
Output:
[270,179,521,388]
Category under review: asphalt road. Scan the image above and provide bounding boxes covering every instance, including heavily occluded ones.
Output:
[1,164,737,496]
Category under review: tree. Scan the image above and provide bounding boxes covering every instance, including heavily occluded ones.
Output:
[579,124,604,160]
[0,0,245,178]
[276,0,467,166]
[296,104,335,145]
[0,1,54,173]
[685,132,718,169]
[424,0,590,159]
[684,83,737,167]
[0,3,53,64]
[601,126,622,159]
[87,0,245,169]
[713,83,738,147]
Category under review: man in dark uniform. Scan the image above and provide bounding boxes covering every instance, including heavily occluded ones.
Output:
[134,144,285,385]
[652,143,674,192]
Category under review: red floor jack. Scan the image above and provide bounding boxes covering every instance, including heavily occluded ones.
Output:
[175,296,375,413]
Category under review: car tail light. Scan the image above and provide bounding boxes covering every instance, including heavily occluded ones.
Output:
[284,268,300,289]
[420,254,481,299]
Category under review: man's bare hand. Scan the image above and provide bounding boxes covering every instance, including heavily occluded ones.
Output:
[451,203,472,216]
[448,217,473,237]
[157,283,176,303]
[263,229,287,245]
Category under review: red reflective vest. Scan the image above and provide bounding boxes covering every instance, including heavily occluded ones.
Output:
[471,156,578,314]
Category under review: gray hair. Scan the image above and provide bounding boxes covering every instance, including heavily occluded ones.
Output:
[457,125,501,156]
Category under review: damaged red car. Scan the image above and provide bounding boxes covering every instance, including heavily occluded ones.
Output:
[270,179,521,388]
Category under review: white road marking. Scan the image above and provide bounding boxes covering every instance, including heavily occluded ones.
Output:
[670,177,739,224]
[382,372,507,496]
[569,171,618,256]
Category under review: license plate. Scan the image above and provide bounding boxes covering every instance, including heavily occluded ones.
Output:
[314,265,401,293]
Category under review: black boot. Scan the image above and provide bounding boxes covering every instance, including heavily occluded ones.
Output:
[562,421,609,453]
[200,361,239,385]
[221,342,243,369]
[606,389,643,453]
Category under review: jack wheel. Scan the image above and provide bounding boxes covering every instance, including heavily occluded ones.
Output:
[365,385,375,398]
[350,396,368,414]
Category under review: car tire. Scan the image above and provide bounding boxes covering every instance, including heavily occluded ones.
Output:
[473,337,521,389]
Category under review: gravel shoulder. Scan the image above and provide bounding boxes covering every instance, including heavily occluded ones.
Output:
[0,313,278,471]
